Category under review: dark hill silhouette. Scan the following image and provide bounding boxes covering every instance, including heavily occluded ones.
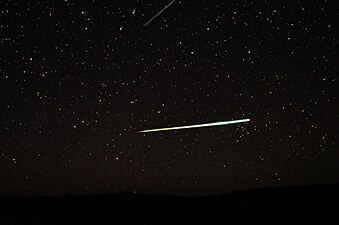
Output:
[0,183,338,225]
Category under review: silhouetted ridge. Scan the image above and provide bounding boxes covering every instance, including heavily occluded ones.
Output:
[0,183,338,225]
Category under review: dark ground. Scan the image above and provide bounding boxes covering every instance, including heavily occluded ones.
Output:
[0,183,338,225]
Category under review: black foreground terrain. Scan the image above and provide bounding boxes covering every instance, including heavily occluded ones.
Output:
[0,183,338,225]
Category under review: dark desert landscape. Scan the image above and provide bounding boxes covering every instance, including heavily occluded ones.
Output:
[1,183,338,225]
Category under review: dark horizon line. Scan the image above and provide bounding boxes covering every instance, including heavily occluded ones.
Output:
[1,181,338,199]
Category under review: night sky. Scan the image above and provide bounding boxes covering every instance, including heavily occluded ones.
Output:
[1,0,338,196]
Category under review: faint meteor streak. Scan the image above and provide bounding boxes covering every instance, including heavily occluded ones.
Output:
[139,118,251,133]
[144,0,176,26]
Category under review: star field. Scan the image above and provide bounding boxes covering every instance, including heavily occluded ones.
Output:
[0,0,338,196]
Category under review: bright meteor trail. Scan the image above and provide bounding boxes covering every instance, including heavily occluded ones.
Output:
[139,118,250,133]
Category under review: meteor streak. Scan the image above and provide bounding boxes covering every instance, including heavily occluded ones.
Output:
[139,118,250,133]
[144,0,176,26]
